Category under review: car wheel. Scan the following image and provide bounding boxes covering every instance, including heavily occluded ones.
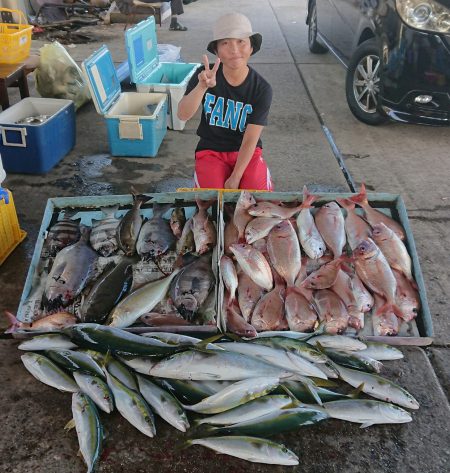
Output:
[308,0,328,54]
[345,39,388,125]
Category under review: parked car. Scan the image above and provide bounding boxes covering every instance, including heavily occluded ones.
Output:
[306,0,450,125]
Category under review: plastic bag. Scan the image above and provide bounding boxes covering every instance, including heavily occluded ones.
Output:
[157,44,182,63]
[35,42,90,110]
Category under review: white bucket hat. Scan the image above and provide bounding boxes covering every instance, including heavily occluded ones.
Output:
[207,12,262,56]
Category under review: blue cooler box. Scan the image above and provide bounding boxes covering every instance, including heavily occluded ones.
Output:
[82,45,167,158]
[0,98,75,174]
[125,17,200,131]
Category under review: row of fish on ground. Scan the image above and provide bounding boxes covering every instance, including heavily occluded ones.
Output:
[18,323,419,469]
[219,184,420,338]
[9,191,220,333]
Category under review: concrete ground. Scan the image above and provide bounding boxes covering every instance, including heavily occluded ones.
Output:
[1,0,450,471]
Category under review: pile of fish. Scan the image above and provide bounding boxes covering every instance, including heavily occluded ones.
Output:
[11,190,219,333]
[220,184,420,337]
[18,325,419,469]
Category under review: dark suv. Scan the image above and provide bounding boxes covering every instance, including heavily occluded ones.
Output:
[307,0,450,125]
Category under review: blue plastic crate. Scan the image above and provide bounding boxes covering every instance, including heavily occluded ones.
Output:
[0,98,75,174]
[82,45,167,157]
[125,17,200,130]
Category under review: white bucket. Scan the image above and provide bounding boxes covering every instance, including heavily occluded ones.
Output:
[0,154,5,186]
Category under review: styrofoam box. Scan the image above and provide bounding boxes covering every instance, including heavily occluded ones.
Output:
[16,191,220,335]
[125,17,200,131]
[219,191,433,345]
[0,98,75,174]
[82,45,167,157]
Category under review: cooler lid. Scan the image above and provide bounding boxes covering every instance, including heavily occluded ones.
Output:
[82,45,121,115]
[125,16,159,83]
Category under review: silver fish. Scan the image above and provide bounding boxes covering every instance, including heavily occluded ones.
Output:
[136,203,175,260]
[43,226,98,311]
[137,375,190,432]
[169,254,215,321]
[220,255,238,305]
[73,371,114,413]
[108,268,181,328]
[89,206,120,257]
[323,399,412,427]
[21,352,78,392]
[187,436,299,465]
[69,392,103,473]
[116,190,151,256]
[18,334,77,351]
[105,370,156,437]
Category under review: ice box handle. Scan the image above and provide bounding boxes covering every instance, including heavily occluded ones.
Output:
[118,118,143,140]
[0,127,28,147]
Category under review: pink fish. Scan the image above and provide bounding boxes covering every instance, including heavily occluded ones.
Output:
[245,217,283,244]
[371,222,414,284]
[315,202,346,259]
[4,311,76,334]
[300,255,349,290]
[393,269,420,322]
[331,269,363,319]
[314,289,349,334]
[192,198,217,255]
[267,220,301,287]
[237,271,264,322]
[294,260,314,301]
[251,272,286,331]
[248,201,305,219]
[349,183,405,240]
[349,270,374,313]
[140,312,192,326]
[372,294,399,336]
[230,244,273,291]
[303,254,333,275]
[223,204,240,256]
[220,255,238,306]
[285,286,318,332]
[354,239,402,318]
[233,191,256,242]
[336,198,371,250]
[225,299,258,338]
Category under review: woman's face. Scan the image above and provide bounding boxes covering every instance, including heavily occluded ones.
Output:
[216,38,253,69]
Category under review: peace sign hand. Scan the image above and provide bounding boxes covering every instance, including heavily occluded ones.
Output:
[198,55,221,89]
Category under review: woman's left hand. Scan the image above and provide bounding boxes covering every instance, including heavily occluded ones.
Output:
[224,175,241,190]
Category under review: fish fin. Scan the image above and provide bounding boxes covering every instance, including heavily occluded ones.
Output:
[280,384,304,407]
[309,377,339,388]
[336,198,355,211]
[349,183,368,207]
[360,422,374,429]
[301,186,320,208]
[195,333,227,349]
[4,311,23,334]
[376,302,404,319]
[64,419,76,431]
[349,383,365,399]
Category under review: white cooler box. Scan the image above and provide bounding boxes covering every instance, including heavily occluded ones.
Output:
[82,45,167,158]
[125,17,200,131]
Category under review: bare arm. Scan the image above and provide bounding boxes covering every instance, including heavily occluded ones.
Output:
[224,124,264,189]
[177,56,221,121]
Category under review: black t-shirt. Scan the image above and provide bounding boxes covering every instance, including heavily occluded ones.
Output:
[185,64,273,152]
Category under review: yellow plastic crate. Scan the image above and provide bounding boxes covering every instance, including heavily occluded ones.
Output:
[0,8,33,64]
[0,189,26,265]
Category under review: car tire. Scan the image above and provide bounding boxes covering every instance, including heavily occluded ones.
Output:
[308,0,328,54]
[345,39,388,125]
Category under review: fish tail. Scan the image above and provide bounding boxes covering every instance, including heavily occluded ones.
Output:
[195,197,215,211]
[349,183,369,207]
[4,311,24,333]
[301,186,319,208]
[376,302,404,319]
[336,197,355,211]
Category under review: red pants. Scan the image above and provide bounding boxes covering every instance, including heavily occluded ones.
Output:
[194,147,273,190]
